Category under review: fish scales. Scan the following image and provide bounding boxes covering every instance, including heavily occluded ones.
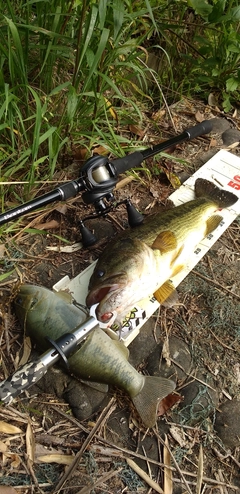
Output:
[87,178,238,324]
[14,284,175,428]
[121,199,215,244]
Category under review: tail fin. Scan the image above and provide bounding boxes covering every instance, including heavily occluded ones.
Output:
[195,178,238,208]
[132,376,176,428]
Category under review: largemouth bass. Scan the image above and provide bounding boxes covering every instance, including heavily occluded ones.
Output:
[87,178,238,324]
[14,284,175,428]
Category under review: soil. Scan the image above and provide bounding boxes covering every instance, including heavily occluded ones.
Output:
[0,98,240,494]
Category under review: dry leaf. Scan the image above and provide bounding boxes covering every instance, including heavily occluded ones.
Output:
[162,339,171,367]
[164,170,182,189]
[35,443,64,458]
[90,444,123,458]
[104,97,118,122]
[0,244,5,258]
[152,109,166,121]
[26,420,35,463]
[226,141,240,150]
[129,124,145,138]
[0,487,18,494]
[208,93,218,107]
[35,219,59,230]
[169,425,188,448]
[92,145,109,155]
[0,441,8,453]
[115,176,135,190]
[73,146,88,161]
[46,242,82,253]
[163,435,173,494]
[0,421,22,434]
[233,363,240,384]
[195,111,205,123]
[126,458,164,494]
[19,336,31,366]
[37,454,75,465]
[196,444,203,494]
[158,394,182,417]
[209,138,218,148]
[55,204,68,215]
[9,453,21,469]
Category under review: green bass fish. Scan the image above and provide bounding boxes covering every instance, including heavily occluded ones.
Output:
[86,178,238,324]
[14,284,175,428]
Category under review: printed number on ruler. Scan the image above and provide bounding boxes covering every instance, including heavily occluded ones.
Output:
[228,175,240,190]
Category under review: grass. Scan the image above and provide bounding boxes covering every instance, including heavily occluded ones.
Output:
[0,1,160,196]
[0,0,239,213]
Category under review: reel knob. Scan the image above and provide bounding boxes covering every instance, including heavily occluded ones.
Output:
[79,221,97,247]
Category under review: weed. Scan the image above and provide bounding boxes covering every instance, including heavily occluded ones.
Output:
[0,0,157,197]
[0,0,239,217]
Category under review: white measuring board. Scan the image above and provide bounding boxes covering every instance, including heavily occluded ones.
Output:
[53,150,240,346]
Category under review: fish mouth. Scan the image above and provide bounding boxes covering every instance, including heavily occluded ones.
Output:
[86,283,119,307]
[87,281,126,324]
[96,307,115,323]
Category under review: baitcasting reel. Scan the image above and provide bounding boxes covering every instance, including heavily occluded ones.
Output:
[0,120,213,246]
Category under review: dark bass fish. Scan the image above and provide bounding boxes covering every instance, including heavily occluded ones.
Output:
[14,284,175,428]
[87,178,238,324]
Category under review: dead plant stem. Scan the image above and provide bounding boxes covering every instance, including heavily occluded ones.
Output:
[51,397,116,493]
[192,269,240,301]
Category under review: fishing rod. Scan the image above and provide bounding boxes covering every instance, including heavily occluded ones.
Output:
[0,119,213,246]
[0,120,213,405]
[0,316,99,404]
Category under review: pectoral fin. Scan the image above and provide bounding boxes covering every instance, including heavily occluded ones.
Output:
[152,231,177,253]
[205,215,223,236]
[154,280,178,306]
[171,263,185,277]
[170,246,184,267]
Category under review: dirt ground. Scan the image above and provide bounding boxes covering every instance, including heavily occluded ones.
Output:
[0,98,240,493]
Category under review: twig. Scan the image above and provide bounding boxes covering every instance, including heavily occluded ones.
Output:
[91,442,239,490]
[207,325,237,351]
[126,458,164,494]
[153,306,161,343]
[196,445,203,494]
[6,484,51,490]
[169,358,216,391]
[212,446,240,469]
[76,467,123,494]
[192,269,240,301]
[156,432,193,494]
[50,404,90,433]
[51,397,116,493]
[50,403,239,491]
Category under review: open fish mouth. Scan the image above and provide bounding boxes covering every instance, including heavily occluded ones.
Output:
[96,307,114,323]
[86,283,120,307]
[86,279,128,324]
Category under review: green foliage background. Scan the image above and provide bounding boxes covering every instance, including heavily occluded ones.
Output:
[0,0,239,195]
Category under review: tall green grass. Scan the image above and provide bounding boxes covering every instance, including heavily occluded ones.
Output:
[0,0,239,207]
[0,0,159,197]
[147,0,240,111]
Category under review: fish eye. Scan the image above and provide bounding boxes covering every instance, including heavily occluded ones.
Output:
[96,269,105,278]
